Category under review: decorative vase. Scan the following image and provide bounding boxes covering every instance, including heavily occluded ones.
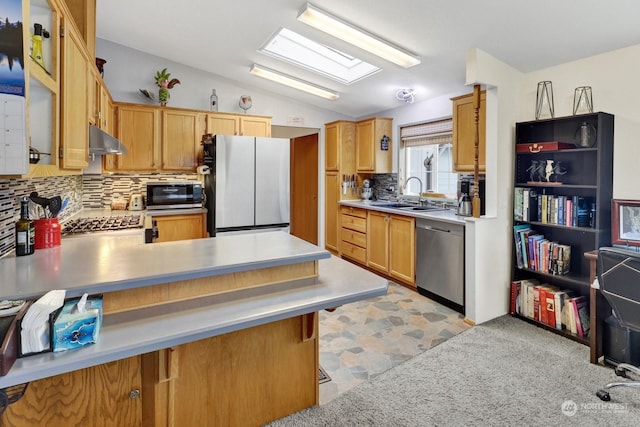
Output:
[239,95,252,113]
[573,86,593,115]
[210,89,218,111]
[535,81,554,120]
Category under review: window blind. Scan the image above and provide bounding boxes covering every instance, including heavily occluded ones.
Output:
[401,118,452,147]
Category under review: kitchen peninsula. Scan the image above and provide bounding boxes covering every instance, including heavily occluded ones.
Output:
[0,232,387,426]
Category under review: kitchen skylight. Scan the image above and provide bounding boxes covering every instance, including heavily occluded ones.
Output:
[259,28,380,85]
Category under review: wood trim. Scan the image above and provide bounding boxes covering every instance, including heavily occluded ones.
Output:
[103,261,318,314]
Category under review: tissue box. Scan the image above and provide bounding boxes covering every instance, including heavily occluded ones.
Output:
[52,296,103,353]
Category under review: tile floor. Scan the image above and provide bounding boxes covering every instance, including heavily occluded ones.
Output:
[318,281,471,403]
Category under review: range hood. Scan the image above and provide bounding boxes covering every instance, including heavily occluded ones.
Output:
[89,125,128,155]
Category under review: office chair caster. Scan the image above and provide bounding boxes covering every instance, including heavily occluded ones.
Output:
[596,390,611,401]
[615,366,628,378]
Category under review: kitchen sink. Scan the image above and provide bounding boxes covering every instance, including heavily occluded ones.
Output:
[368,201,414,208]
[398,206,448,212]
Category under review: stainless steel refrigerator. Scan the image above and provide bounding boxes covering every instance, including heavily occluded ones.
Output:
[202,135,290,235]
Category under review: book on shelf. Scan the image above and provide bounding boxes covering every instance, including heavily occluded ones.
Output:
[560,291,576,330]
[541,194,548,224]
[523,188,530,222]
[509,281,521,315]
[565,198,573,226]
[520,279,538,317]
[553,290,568,329]
[557,195,566,225]
[528,190,538,222]
[537,286,551,324]
[513,224,531,269]
[526,281,537,319]
[544,286,560,327]
[514,187,524,221]
[528,234,544,270]
[572,296,590,338]
[533,285,541,321]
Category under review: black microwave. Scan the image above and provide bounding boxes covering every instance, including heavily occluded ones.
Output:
[146,181,203,210]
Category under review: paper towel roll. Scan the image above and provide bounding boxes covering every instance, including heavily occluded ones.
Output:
[197,165,210,175]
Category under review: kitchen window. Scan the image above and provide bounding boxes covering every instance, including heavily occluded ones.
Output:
[399,118,458,198]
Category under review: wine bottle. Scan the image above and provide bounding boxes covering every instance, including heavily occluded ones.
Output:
[15,197,35,256]
[210,89,218,112]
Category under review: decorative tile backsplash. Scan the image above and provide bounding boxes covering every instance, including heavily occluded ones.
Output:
[0,175,83,257]
[371,173,398,201]
[0,173,198,257]
[81,173,199,208]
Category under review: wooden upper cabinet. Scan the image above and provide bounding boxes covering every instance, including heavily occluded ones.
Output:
[59,17,89,169]
[452,91,486,173]
[63,0,96,59]
[115,104,160,171]
[325,120,355,172]
[87,65,97,126]
[161,109,206,171]
[356,117,392,173]
[239,115,271,137]
[206,113,271,137]
[207,113,239,136]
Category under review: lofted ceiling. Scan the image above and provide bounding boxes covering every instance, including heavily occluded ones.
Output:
[96,0,640,118]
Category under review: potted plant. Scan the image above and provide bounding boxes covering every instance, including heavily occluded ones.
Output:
[154,68,180,106]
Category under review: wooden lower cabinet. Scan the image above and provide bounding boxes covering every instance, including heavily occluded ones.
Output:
[1,315,317,427]
[142,315,318,427]
[152,213,207,242]
[340,206,367,264]
[367,211,416,286]
[389,215,416,285]
[2,357,142,427]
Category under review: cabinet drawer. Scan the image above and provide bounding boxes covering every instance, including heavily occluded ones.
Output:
[341,228,366,248]
[340,206,367,218]
[341,241,367,264]
[341,214,367,233]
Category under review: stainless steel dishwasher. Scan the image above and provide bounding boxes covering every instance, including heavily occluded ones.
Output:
[416,218,465,314]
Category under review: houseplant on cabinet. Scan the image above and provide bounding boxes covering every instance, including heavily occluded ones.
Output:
[154,68,180,106]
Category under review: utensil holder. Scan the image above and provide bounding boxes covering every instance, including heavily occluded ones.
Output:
[34,218,61,249]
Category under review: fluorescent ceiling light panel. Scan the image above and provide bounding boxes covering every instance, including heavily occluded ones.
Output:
[259,28,380,85]
[250,64,339,100]
[297,3,421,68]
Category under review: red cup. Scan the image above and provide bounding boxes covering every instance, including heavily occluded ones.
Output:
[34,218,61,249]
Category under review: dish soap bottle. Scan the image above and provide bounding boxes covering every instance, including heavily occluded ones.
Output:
[210,89,218,111]
[15,197,35,256]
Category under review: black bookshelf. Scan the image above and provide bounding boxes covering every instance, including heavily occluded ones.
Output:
[512,112,614,343]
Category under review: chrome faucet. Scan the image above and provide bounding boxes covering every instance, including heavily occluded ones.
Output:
[403,176,424,205]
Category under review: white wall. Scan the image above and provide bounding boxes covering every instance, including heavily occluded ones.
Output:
[519,43,640,200]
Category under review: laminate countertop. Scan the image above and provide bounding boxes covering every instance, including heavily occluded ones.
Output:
[339,200,467,225]
[0,232,388,387]
[0,231,328,301]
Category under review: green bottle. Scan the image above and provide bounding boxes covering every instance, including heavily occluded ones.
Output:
[15,197,35,256]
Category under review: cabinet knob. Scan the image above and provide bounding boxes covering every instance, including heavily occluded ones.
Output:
[129,389,140,399]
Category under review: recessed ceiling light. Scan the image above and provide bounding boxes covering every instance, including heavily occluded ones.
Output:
[297,2,421,68]
[259,28,380,85]
[250,64,339,100]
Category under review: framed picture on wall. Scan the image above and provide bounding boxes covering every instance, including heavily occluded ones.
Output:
[612,199,640,246]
